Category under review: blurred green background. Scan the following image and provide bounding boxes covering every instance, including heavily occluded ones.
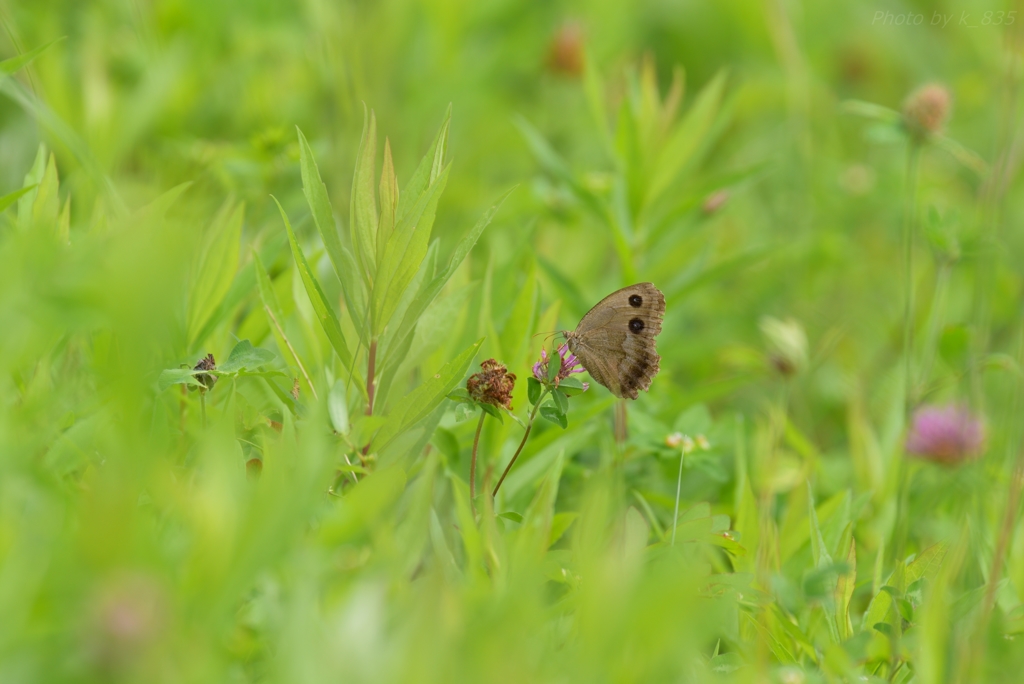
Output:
[2,0,1023,682]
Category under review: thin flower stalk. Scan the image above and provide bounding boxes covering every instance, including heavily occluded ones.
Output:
[493,388,549,498]
[469,412,485,513]
[902,143,921,414]
[464,359,517,507]
[493,345,587,498]
[666,432,709,545]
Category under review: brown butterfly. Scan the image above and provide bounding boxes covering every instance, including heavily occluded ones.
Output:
[563,282,665,399]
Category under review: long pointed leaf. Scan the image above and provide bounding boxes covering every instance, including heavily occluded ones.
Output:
[317,467,407,546]
[187,200,243,346]
[17,144,47,226]
[1,80,124,216]
[0,184,36,215]
[350,104,378,282]
[371,338,482,453]
[515,116,607,222]
[397,105,451,222]
[30,152,60,229]
[384,187,515,370]
[377,138,399,265]
[274,196,353,372]
[135,181,193,223]
[253,250,313,393]
[296,127,368,344]
[374,244,437,406]
[648,69,728,205]
[513,452,565,560]
[499,258,538,366]
[835,527,856,641]
[861,542,949,632]
[375,164,450,330]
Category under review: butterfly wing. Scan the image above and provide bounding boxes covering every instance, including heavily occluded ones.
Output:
[568,282,665,399]
[572,343,623,396]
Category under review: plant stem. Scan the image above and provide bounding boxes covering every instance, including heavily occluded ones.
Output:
[342,453,360,484]
[366,339,377,416]
[179,384,187,435]
[493,389,548,498]
[200,391,207,429]
[614,399,628,447]
[918,262,951,393]
[882,138,923,676]
[892,458,912,558]
[470,411,485,514]
[902,142,922,415]
[967,324,1024,679]
[985,463,1023,616]
[671,445,685,545]
[970,20,1022,411]
[889,458,912,676]
[757,381,790,577]
[887,140,922,672]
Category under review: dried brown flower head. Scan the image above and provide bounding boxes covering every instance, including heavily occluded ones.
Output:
[467,359,517,410]
[760,317,808,378]
[193,353,217,391]
[246,458,263,480]
[547,21,585,77]
[902,83,951,141]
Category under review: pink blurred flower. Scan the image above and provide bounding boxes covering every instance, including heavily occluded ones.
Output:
[906,404,985,465]
[86,572,169,675]
[533,344,588,390]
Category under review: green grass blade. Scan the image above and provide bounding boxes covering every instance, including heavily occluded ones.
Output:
[17,144,47,222]
[835,525,856,641]
[317,467,407,546]
[515,116,607,221]
[134,182,193,223]
[30,152,60,230]
[0,184,36,215]
[499,258,538,366]
[187,200,243,347]
[665,246,774,306]
[252,251,283,320]
[253,250,315,394]
[0,37,65,77]
[513,451,564,559]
